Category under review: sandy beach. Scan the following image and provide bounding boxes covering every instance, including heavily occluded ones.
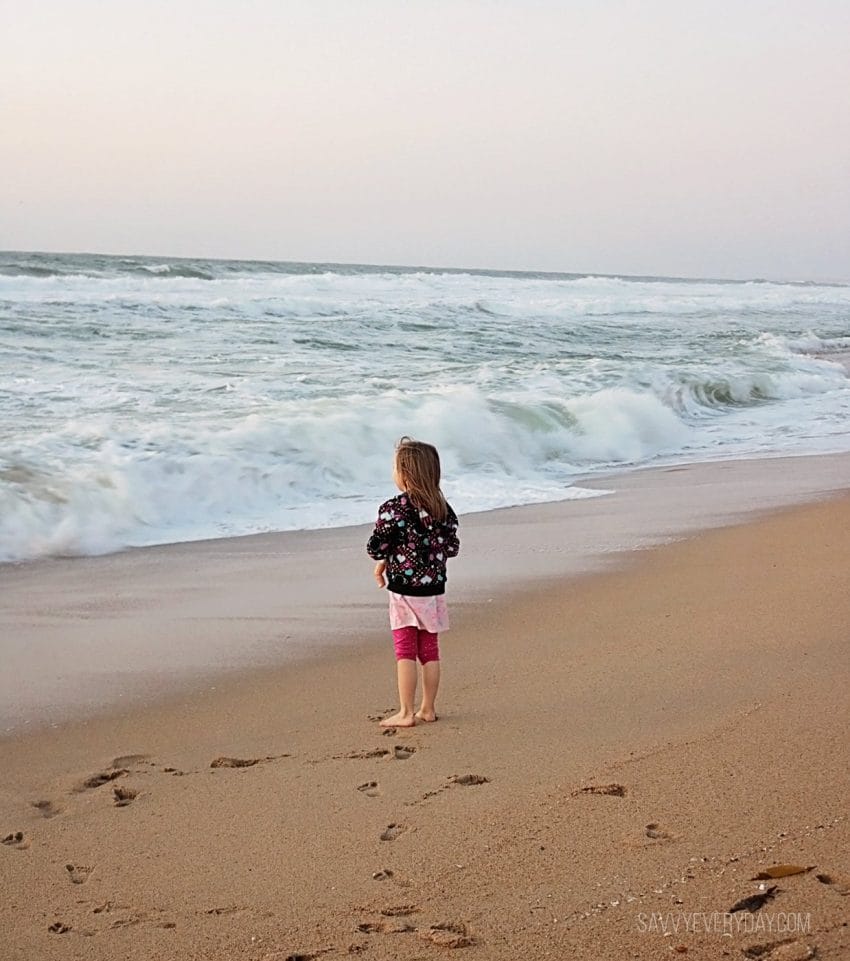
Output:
[1,456,849,960]
[6,3,850,958]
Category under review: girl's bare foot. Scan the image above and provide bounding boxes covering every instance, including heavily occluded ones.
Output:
[415,709,437,722]
[380,711,415,727]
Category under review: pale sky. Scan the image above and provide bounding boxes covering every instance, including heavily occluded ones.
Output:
[3,1,849,280]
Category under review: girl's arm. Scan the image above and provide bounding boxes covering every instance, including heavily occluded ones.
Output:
[443,510,460,558]
[373,559,387,588]
[367,502,398,589]
[366,504,397,560]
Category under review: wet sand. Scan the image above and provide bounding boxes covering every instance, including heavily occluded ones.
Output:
[0,460,849,959]
[2,452,849,734]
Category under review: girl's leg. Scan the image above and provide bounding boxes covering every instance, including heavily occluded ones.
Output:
[415,630,440,722]
[381,627,418,727]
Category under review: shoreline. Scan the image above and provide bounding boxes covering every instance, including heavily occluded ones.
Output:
[2,450,850,736]
[4,445,850,573]
[0,485,847,959]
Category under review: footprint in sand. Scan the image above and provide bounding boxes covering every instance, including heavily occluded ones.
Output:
[48,922,72,934]
[76,769,128,792]
[405,773,489,806]
[370,868,412,887]
[393,745,416,761]
[448,773,489,786]
[107,906,177,930]
[380,904,420,917]
[417,921,476,949]
[357,781,382,798]
[66,863,93,885]
[357,919,415,934]
[92,900,130,915]
[745,939,818,961]
[405,785,449,807]
[645,822,674,841]
[366,709,397,721]
[380,823,407,842]
[261,952,326,961]
[113,786,138,807]
[32,799,61,818]
[342,748,391,760]
[210,755,287,768]
[211,756,261,769]
[2,831,29,850]
[110,754,151,769]
[575,783,627,797]
[816,872,850,895]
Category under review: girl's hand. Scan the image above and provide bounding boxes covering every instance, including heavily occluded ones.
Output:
[373,560,387,588]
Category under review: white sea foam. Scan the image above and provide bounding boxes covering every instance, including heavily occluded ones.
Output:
[1,253,849,562]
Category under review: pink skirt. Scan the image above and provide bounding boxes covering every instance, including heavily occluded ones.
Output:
[388,591,449,633]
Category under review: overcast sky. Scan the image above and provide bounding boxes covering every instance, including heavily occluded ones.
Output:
[3,1,849,280]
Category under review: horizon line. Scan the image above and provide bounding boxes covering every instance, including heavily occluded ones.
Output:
[2,246,848,288]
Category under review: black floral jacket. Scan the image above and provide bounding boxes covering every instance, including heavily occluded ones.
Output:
[366,493,460,596]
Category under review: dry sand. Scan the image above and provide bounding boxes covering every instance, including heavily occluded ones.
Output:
[1,465,849,959]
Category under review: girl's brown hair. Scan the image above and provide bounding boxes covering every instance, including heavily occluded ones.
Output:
[394,436,448,523]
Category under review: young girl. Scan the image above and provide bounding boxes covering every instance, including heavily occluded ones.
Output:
[366,436,460,727]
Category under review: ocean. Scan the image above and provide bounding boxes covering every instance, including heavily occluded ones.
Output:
[2,250,849,564]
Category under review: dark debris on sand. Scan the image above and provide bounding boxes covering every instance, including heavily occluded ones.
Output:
[729,885,779,914]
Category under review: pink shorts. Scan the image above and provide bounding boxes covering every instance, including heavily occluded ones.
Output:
[392,626,440,664]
